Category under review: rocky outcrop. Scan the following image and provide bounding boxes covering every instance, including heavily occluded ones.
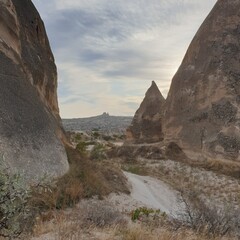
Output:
[164,0,240,161]
[126,81,165,143]
[0,0,69,181]
[115,144,165,160]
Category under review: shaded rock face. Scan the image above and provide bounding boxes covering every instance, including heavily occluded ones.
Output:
[126,81,165,143]
[115,145,165,160]
[164,0,240,161]
[0,0,69,181]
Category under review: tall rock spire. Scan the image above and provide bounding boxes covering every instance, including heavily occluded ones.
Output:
[127,81,165,143]
[164,0,240,161]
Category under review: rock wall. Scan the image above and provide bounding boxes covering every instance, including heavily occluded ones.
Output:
[0,0,69,181]
[126,81,165,143]
[164,0,240,161]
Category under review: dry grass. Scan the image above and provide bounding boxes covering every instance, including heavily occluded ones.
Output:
[30,147,129,213]
[77,199,127,227]
[115,224,235,240]
[30,199,126,240]
[31,210,84,240]
[30,212,236,240]
[29,194,238,240]
[65,146,129,197]
[167,154,240,179]
[29,186,239,240]
[203,158,240,178]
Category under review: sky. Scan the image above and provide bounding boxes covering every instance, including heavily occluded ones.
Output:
[32,0,217,118]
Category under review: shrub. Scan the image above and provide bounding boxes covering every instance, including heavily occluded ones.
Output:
[177,189,240,237]
[76,141,87,156]
[74,133,82,142]
[90,143,107,160]
[0,163,31,238]
[131,207,165,221]
[122,164,147,175]
[78,199,125,227]
[92,131,100,139]
[102,135,113,141]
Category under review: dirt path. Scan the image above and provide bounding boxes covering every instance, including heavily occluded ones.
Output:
[108,171,184,218]
[124,171,183,216]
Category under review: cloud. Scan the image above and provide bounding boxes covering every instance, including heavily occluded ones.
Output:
[32,0,217,118]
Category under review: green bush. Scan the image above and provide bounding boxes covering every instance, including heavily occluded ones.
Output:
[90,144,106,160]
[122,165,147,175]
[76,141,87,156]
[92,131,100,139]
[74,133,82,142]
[131,207,163,221]
[0,164,31,238]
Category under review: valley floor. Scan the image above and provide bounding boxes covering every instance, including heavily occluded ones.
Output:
[30,156,240,240]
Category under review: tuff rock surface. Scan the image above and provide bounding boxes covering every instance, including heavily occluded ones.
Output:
[126,81,165,143]
[0,0,69,181]
[164,0,240,161]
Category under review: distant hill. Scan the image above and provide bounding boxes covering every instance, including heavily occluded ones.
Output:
[62,113,133,135]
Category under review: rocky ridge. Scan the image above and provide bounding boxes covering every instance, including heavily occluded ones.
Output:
[63,113,132,135]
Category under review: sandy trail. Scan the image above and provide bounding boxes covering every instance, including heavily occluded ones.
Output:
[123,171,181,215]
[108,171,184,217]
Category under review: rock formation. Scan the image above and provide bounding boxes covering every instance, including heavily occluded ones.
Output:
[126,81,165,143]
[164,0,240,161]
[0,0,69,181]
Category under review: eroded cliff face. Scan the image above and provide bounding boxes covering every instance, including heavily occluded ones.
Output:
[126,81,165,143]
[0,0,59,116]
[164,0,240,161]
[0,0,69,181]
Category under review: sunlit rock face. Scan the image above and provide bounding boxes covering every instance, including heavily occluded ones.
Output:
[0,0,69,181]
[164,0,240,161]
[126,81,165,144]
